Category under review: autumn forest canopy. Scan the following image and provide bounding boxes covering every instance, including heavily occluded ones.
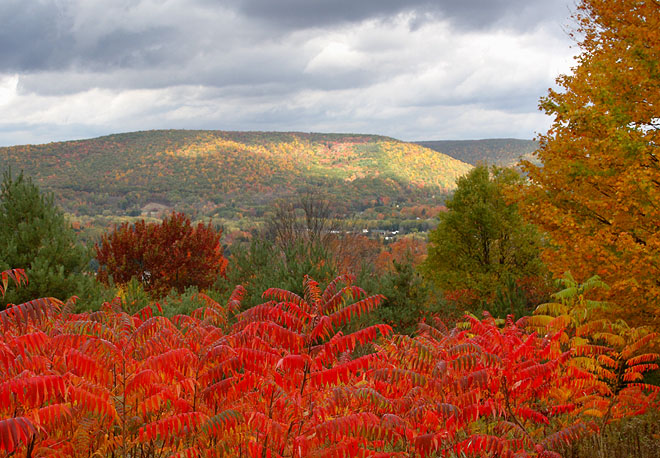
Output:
[1,0,659,457]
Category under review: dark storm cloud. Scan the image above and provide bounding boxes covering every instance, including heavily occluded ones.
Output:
[221,0,566,31]
[0,1,74,71]
[81,27,178,70]
[1,1,190,73]
[2,0,570,74]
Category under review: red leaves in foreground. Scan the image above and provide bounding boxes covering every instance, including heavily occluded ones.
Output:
[1,274,658,457]
[0,417,36,453]
[139,412,208,443]
[0,269,27,298]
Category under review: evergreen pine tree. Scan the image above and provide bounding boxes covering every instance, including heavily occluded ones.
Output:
[0,171,92,307]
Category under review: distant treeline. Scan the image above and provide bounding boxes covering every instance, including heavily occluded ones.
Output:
[416,138,538,167]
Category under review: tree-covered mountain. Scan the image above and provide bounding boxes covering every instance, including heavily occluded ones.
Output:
[0,130,472,220]
[416,138,538,167]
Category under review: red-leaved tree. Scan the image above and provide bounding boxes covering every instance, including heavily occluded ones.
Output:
[95,212,227,296]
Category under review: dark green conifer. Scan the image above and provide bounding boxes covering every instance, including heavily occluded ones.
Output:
[0,171,92,307]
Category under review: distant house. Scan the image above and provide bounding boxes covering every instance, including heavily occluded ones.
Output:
[141,203,171,218]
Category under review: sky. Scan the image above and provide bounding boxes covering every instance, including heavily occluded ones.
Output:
[0,0,579,147]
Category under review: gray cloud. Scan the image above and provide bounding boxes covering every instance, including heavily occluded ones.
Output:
[0,0,577,146]
[220,0,567,31]
[2,0,572,74]
[0,1,73,71]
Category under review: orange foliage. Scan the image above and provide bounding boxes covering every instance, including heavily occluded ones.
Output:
[518,0,660,327]
[331,234,381,275]
[376,237,427,273]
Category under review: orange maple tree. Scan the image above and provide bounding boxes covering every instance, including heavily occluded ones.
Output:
[518,0,660,326]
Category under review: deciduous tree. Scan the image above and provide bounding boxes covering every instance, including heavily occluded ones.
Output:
[423,165,545,299]
[518,0,660,326]
[95,212,227,297]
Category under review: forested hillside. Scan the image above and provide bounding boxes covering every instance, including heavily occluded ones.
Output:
[0,130,472,219]
[416,138,538,167]
[2,1,660,456]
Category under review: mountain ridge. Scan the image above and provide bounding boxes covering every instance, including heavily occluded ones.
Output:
[416,138,538,167]
[0,129,472,220]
